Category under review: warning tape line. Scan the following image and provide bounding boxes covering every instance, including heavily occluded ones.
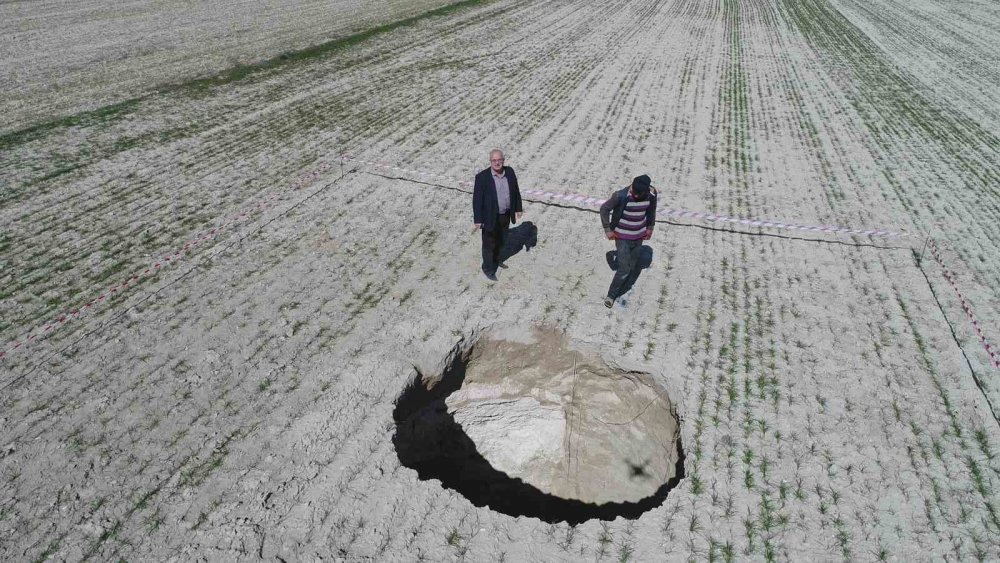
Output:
[927,240,1000,369]
[0,196,276,361]
[4,153,994,372]
[0,157,347,362]
[344,154,998,370]
[340,155,913,239]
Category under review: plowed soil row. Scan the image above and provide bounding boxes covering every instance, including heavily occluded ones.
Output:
[1,0,997,560]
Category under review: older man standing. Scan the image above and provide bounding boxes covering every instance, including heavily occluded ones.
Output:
[473,149,523,281]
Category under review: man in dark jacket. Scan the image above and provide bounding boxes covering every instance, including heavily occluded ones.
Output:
[473,150,523,280]
[599,174,657,307]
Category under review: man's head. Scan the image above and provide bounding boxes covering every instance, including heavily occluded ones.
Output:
[630,174,651,200]
[490,149,505,174]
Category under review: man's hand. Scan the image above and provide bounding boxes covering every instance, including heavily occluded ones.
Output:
[474,223,483,229]
[605,231,616,240]
[516,212,522,221]
[643,230,653,240]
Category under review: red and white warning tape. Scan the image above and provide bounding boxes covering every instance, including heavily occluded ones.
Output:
[927,240,1000,369]
[0,194,279,361]
[3,154,995,371]
[343,154,997,369]
[528,191,911,238]
[340,155,912,239]
[0,156,347,362]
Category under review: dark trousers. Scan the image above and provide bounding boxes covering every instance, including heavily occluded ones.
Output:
[481,213,511,273]
[608,238,643,299]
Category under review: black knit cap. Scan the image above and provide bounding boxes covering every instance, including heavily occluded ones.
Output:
[632,174,651,196]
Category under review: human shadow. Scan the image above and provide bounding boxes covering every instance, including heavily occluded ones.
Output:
[605,245,654,271]
[605,245,654,296]
[500,221,538,263]
[392,350,684,525]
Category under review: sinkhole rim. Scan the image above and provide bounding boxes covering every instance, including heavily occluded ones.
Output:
[392,330,685,525]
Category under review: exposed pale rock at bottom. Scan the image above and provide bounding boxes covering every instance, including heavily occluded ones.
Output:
[445,328,679,505]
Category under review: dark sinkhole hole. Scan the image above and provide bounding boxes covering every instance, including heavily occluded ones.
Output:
[392,327,685,525]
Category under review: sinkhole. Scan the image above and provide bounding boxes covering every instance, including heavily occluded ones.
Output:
[393,326,684,524]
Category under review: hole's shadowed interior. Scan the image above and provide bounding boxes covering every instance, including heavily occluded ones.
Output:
[393,347,685,525]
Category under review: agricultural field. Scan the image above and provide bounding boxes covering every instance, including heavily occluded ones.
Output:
[1,0,999,560]
[0,0,460,132]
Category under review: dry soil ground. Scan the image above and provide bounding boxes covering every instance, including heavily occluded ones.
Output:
[1,0,999,561]
[0,0,459,132]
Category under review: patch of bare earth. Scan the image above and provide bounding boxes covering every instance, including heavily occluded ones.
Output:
[1,0,998,560]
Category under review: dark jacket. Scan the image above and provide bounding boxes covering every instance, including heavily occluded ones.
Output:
[600,187,657,234]
[473,166,522,231]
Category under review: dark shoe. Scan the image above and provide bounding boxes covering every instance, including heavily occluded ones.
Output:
[603,296,615,308]
[484,270,498,281]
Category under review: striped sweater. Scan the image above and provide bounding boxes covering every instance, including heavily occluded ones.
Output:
[613,199,650,239]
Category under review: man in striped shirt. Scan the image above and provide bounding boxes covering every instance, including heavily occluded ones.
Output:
[599,174,657,308]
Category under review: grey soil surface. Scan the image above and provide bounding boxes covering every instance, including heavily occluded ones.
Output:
[0,0,457,132]
[1,0,999,561]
